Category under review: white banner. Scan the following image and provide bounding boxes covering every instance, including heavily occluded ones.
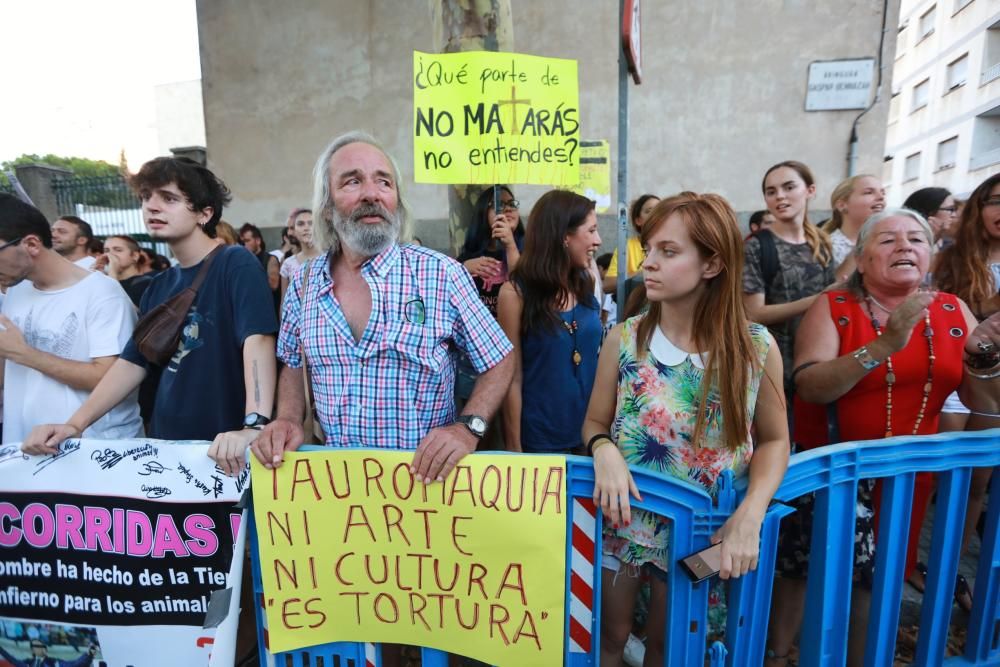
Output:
[0,439,248,667]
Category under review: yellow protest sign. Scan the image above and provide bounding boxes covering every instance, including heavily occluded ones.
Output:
[413,50,580,186]
[570,140,611,213]
[252,450,568,666]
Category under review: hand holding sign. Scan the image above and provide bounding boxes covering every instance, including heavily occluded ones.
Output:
[252,450,568,665]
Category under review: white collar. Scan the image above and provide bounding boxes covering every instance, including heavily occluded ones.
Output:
[649,325,708,369]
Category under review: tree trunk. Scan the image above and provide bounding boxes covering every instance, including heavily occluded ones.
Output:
[430,0,514,256]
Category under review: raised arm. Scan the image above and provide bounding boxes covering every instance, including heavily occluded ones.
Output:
[794,291,933,404]
[958,302,1000,416]
[0,314,116,391]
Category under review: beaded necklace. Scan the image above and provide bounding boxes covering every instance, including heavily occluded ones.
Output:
[863,294,934,437]
[560,303,582,367]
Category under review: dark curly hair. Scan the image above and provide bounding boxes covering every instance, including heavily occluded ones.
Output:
[129,157,232,238]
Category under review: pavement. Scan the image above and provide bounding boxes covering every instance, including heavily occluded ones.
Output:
[899,496,980,628]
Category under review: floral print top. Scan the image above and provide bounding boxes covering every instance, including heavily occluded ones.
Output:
[603,316,772,571]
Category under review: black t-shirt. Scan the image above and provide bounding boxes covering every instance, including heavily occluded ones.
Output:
[120,245,279,440]
[119,274,153,307]
[254,249,281,316]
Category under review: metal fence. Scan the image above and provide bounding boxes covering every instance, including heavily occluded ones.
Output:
[51,175,169,256]
[249,431,1000,667]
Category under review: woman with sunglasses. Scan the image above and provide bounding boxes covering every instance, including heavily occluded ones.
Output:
[457,186,524,317]
[904,187,959,249]
[454,187,524,448]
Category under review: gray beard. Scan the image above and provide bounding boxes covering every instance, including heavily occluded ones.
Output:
[332,203,401,257]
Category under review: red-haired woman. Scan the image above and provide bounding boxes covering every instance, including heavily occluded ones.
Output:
[585,192,790,665]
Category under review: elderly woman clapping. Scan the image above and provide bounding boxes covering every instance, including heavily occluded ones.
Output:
[765,208,1000,666]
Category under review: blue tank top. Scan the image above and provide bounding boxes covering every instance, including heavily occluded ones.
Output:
[520,295,601,452]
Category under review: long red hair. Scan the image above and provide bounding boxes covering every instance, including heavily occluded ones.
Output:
[635,192,761,450]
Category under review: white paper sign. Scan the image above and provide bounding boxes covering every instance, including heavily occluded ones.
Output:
[0,439,248,667]
[805,59,875,111]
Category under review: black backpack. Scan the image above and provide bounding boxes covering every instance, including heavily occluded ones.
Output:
[754,229,781,291]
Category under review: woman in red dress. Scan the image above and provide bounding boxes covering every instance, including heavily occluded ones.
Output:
[765,208,1000,666]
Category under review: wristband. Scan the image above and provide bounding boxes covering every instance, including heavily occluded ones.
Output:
[591,439,615,455]
[965,366,1000,380]
[586,433,614,455]
[852,345,881,371]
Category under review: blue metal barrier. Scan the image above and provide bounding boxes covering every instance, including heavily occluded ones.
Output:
[739,429,1000,667]
[250,431,999,666]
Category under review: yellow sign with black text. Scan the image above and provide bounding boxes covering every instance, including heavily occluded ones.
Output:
[413,50,580,186]
[252,450,567,666]
[570,140,611,213]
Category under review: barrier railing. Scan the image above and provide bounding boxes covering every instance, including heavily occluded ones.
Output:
[250,430,1000,666]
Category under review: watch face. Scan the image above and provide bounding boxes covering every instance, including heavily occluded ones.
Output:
[244,413,265,428]
[471,417,487,433]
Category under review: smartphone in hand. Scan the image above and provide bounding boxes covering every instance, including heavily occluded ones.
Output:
[678,542,722,583]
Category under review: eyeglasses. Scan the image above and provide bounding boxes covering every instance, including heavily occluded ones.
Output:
[490,199,520,211]
[936,206,957,214]
[0,237,22,253]
[983,197,1000,208]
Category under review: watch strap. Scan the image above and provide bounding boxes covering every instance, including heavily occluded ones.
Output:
[456,414,486,438]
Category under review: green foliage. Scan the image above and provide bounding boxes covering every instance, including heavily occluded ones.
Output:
[0,154,120,188]
[0,154,134,209]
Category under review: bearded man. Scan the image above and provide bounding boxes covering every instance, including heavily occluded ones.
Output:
[253,132,513,485]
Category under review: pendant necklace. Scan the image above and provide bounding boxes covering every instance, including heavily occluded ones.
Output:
[561,303,582,366]
[863,295,934,437]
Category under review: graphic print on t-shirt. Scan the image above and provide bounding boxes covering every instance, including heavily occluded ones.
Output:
[480,262,509,294]
[20,309,78,357]
[167,309,206,372]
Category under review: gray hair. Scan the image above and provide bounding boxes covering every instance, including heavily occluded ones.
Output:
[310,131,411,252]
[846,207,935,294]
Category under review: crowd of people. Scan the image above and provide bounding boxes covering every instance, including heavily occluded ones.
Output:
[0,131,997,666]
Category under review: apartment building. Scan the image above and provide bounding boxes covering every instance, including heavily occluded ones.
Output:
[885,0,1000,203]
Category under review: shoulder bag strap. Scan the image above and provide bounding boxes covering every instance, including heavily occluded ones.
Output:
[189,245,224,293]
[298,259,325,444]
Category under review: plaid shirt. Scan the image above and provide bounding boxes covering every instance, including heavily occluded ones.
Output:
[278,243,512,449]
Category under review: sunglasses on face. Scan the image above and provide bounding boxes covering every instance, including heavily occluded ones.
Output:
[489,199,520,211]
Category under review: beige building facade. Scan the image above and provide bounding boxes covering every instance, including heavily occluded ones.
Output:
[197,0,899,249]
[884,0,1000,203]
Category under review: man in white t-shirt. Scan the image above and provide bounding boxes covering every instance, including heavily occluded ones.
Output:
[0,194,142,443]
[51,215,97,269]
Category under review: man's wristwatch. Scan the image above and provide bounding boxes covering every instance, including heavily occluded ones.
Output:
[243,413,271,430]
[456,415,488,439]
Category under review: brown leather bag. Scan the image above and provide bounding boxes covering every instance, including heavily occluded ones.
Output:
[132,245,223,366]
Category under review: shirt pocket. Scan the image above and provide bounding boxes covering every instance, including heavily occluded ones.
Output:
[381,320,441,371]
